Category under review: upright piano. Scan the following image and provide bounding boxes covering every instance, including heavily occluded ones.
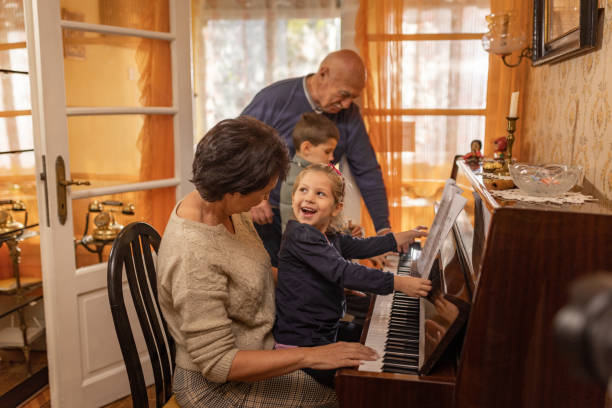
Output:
[336,159,612,408]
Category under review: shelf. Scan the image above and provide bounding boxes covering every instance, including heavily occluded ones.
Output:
[0,224,39,244]
[0,149,34,156]
[0,277,42,294]
[0,287,43,320]
[0,68,28,75]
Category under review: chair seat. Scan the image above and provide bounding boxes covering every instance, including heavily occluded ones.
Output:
[163,394,180,408]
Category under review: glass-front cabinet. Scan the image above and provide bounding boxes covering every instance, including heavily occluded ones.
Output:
[0,0,46,402]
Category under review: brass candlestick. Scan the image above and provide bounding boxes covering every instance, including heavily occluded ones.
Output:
[505,116,518,170]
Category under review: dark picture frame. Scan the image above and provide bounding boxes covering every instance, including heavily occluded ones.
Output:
[532,0,599,65]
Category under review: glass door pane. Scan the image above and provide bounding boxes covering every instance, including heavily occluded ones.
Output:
[60,0,170,32]
[61,0,175,269]
[0,0,46,401]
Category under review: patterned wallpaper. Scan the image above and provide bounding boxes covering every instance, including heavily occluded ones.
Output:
[521,1,612,200]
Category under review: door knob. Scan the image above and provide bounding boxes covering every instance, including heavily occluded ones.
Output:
[56,156,90,225]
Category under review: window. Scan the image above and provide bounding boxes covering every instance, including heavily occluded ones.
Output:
[357,1,490,231]
[192,0,341,140]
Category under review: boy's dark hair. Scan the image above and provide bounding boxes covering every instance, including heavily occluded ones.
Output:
[191,116,289,202]
[292,112,340,152]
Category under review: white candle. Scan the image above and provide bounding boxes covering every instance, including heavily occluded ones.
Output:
[509,91,519,118]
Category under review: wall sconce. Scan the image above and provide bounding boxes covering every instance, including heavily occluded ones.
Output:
[482,12,533,68]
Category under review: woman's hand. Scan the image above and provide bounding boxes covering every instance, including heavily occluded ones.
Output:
[302,342,379,370]
[394,275,432,298]
[229,342,378,382]
[393,226,428,253]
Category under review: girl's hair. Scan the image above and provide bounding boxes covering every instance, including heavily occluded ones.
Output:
[292,163,345,233]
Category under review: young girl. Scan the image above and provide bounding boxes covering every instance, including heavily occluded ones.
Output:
[273,163,432,388]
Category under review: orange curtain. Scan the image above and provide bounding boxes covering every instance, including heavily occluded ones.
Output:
[484,0,531,156]
[135,0,176,233]
[355,0,405,235]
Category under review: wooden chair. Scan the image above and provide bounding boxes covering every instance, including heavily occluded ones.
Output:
[107,222,179,408]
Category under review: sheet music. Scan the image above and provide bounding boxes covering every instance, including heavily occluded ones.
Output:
[416,179,467,279]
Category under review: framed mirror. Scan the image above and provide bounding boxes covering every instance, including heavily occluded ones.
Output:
[532,0,600,65]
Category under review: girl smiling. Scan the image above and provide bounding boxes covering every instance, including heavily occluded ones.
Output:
[274,163,432,388]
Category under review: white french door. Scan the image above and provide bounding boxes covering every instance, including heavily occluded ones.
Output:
[24,0,193,406]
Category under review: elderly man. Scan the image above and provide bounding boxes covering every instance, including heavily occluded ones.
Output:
[242,49,390,267]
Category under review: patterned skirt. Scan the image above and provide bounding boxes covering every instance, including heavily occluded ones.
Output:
[173,367,338,408]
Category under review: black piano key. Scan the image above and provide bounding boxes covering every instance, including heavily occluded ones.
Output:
[391,302,419,308]
[388,327,419,335]
[386,338,419,347]
[383,356,419,366]
[391,308,418,314]
[388,322,419,330]
[383,361,418,370]
[385,350,419,359]
[383,366,418,375]
[388,322,416,328]
[385,345,418,354]
[389,314,419,320]
[389,312,418,318]
[386,346,419,354]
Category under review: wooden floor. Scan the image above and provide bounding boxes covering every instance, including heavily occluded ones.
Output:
[18,385,157,408]
[16,381,612,408]
[0,350,47,397]
[18,386,49,408]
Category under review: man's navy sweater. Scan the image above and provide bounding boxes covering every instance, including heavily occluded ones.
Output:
[241,76,390,231]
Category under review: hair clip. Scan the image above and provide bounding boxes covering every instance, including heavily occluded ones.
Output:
[328,162,342,176]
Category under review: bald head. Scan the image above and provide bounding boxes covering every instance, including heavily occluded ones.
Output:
[319,49,366,89]
[307,49,366,114]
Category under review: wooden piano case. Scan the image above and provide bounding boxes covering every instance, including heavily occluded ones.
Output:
[336,159,611,408]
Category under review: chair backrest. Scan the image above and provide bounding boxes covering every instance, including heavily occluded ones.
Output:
[107,222,175,408]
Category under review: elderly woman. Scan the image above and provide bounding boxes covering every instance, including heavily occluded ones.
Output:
[158,116,377,408]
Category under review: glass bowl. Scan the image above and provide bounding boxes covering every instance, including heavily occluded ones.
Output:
[509,163,583,197]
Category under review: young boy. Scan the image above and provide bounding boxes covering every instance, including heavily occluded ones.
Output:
[279,112,339,232]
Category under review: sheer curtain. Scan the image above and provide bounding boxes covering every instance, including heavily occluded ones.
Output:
[485,0,530,156]
[191,0,341,140]
[355,0,490,234]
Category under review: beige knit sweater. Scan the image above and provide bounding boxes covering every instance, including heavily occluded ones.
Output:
[157,204,276,383]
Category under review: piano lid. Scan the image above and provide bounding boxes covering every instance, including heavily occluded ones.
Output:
[419,226,472,375]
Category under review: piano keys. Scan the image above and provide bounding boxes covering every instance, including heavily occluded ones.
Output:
[359,250,421,375]
[335,158,611,408]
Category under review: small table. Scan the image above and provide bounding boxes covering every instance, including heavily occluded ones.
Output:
[0,287,43,320]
